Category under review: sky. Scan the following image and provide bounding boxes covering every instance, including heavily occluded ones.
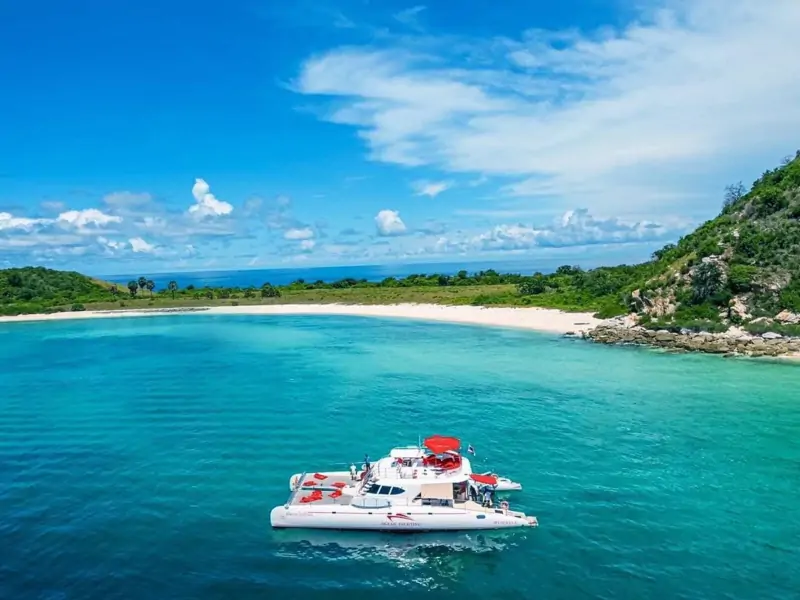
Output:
[2,0,800,275]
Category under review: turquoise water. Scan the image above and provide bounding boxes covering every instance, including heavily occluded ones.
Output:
[1,315,799,599]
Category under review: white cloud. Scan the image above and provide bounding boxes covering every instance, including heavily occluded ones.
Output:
[57,208,122,229]
[412,180,451,198]
[284,227,315,240]
[97,236,125,251]
[295,0,800,215]
[456,208,681,252]
[375,209,407,236]
[394,5,426,29]
[189,178,233,219]
[0,212,48,231]
[129,237,156,253]
[300,239,316,251]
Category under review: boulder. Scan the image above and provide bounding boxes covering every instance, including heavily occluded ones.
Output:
[775,310,800,324]
[762,332,783,340]
[728,297,751,321]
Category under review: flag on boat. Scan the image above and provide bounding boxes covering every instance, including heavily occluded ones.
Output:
[467,444,475,455]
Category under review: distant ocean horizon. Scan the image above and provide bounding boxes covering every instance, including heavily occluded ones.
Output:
[101,255,645,289]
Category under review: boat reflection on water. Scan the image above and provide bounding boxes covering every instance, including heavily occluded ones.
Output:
[271,528,527,582]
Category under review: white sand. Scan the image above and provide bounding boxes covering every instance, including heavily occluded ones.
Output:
[0,303,601,334]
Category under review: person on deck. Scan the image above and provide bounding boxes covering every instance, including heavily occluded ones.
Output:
[482,487,493,508]
[349,463,357,481]
[364,454,371,472]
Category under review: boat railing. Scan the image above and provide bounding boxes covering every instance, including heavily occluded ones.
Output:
[369,466,462,481]
[286,471,306,505]
[350,497,393,509]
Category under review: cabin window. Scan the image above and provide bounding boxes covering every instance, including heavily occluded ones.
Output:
[388,487,405,495]
[476,515,486,520]
[366,484,382,494]
[377,486,391,495]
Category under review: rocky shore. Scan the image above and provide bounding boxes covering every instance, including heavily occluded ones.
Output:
[583,317,800,358]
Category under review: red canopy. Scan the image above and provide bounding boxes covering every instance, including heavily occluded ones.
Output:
[470,473,498,485]
[424,435,461,454]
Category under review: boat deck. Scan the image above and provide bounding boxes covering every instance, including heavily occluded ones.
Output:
[288,473,359,507]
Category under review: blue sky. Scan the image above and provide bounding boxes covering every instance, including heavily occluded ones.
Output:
[2,0,799,274]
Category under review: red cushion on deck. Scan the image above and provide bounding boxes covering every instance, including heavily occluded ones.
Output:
[314,473,327,480]
[332,481,347,488]
[302,480,316,486]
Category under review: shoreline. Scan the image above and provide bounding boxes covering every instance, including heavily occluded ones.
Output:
[0,303,602,335]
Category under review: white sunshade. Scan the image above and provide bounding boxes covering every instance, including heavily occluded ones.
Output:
[420,483,454,499]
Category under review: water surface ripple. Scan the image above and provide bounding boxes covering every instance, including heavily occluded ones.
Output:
[1,315,799,599]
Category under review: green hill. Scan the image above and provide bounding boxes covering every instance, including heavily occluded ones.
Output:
[0,267,119,316]
[513,150,800,333]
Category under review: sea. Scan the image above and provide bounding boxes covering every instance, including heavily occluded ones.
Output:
[1,314,799,599]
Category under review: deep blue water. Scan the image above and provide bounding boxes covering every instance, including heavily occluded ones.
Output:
[1,314,799,599]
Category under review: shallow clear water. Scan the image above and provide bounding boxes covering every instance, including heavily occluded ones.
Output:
[1,315,799,599]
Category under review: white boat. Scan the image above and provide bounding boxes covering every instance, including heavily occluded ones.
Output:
[270,435,538,532]
[480,472,523,492]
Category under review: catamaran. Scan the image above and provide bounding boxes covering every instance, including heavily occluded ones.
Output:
[270,435,537,531]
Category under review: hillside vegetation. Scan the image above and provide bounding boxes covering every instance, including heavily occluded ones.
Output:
[0,267,118,315]
[2,151,799,331]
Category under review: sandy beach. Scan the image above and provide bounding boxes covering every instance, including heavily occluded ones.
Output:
[0,303,601,334]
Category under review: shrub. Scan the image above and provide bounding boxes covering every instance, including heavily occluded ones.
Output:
[517,274,547,295]
[692,261,725,303]
[71,303,85,312]
[260,283,281,298]
[728,264,757,293]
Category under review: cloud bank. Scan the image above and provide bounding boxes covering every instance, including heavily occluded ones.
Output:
[295,0,800,215]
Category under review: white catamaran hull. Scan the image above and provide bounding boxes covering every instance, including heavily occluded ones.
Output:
[270,504,536,531]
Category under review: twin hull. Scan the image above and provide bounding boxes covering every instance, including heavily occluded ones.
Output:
[270,505,533,531]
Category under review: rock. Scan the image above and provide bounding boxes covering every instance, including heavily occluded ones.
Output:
[728,297,751,321]
[776,310,800,324]
[583,320,799,358]
[564,331,577,337]
[649,296,677,318]
[629,290,651,313]
[762,332,783,340]
[750,316,773,325]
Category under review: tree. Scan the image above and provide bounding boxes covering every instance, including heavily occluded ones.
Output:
[652,243,677,261]
[437,275,450,286]
[723,181,745,210]
[243,287,255,298]
[109,284,118,296]
[518,273,547,295]
[556,265,582,276]
[137,276,147,294]
[145,280,155,296]
[168,280,178,299]
[727,264,757,293]
[127,280,139,297]
[261,283,281,298]
[692,261,725,303]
